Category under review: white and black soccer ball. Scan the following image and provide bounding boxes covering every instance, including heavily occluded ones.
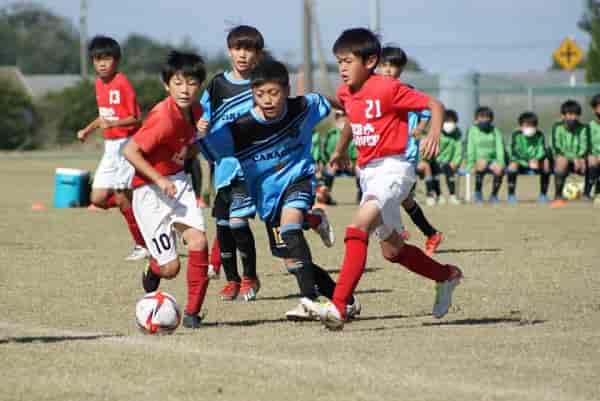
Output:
[563,181,583,201]
[135,291,181,335]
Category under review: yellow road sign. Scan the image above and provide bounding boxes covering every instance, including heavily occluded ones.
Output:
[553,37,584,71]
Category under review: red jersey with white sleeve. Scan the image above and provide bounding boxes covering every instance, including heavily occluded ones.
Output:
[131,96,203,188]
[337,74,430,167]
[95,72,141,139]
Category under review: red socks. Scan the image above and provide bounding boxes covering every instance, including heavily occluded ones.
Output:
[185,250,209,316]
[332,227,369,318]
[391,244,451,282]
[209,236,221,268]
[104,193,118,209]
[120,207,146,247]
[149,258,161,275]
[305,211,322,230]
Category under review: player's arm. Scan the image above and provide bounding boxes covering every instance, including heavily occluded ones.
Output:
[123,140,176,197]
[329,119,352,170]
[99,115,141,129]
[451,137,463,168]
[466,128,476,170]
[496,129,506,167]
[534,131,546,160]
[77,117,101,142]
[325,95,344,112]
[419,98,444,160]
[578,125,590,158]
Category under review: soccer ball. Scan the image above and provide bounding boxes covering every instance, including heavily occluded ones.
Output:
[563,181,583,201]
[135,291,181,335]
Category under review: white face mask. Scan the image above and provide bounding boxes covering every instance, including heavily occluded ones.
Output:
[522,126,536,137]
[443,122,456,133]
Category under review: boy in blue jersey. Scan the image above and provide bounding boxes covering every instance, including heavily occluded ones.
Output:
[199,60,359,321]
[379,46,444,256]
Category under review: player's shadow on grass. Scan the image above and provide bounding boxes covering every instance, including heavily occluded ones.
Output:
[256,288,393,302]
[325,267,383,274]
[436,248,502,254]
[0,333,123,345]
[422,317,545,327]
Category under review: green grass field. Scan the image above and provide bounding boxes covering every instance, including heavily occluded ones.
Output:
[1,153,599,401]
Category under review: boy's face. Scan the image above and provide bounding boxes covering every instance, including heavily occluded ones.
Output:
[521,122,537,136]
[253,82,288,120]
[228,46,261,75]
[335,51,377,90]
[93,55,117,78]
[379,61,403,79]
[475,114,493,124]
[164,72,202,110]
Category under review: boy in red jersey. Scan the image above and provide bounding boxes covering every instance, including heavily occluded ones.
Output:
[77,36,149,261]
[312,28,463,331]
[123,51,209,329]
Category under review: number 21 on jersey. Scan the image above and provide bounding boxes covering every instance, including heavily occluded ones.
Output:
[365,99,382,119]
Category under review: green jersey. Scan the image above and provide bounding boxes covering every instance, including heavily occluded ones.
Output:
[435,129,463,166]
[587,119,600,156]
[551,121,589,160]
[311,131,322,163]
[323,128,340,162]
[466,125,506,170]
[509,130,547,167]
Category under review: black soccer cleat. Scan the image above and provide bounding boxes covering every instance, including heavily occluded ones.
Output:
[142,264,161,293]
[182,313,203,329]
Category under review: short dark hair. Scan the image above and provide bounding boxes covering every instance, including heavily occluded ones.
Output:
[332,28,381,69]
[560,99,582,115]
[590,94,600,108]
[518,111,538,126]
[88,35,121,60]
[475,106,494,120]
[227,25,264,51]
[381,45,407,68]
[161,51,206,85]
[444,109,459,122]
[250,59,289,88]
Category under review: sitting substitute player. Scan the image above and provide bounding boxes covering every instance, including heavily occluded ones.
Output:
[77,35,149,261]
[199,60,359,321]
[123,51,210,329]
[314,28,462,331]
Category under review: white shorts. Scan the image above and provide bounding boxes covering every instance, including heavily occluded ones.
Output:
[132,172,206,265]
[92,138,135,190]
[357,156,416,241]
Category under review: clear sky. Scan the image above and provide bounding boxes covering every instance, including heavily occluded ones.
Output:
[11,0,590,73]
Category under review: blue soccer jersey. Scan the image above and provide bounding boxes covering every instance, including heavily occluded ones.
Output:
[405,109,432,167]
[199,93,331,222]
[199,71,254,190]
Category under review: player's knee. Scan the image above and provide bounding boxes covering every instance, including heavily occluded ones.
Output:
[161,260,180,279]
[90,192,106,207]
[183,229,207,251]
[381,241,404,262]
[280,225,311,262]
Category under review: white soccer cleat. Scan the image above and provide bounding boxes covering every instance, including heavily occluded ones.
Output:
[433,266,463,319]
[310,299,345,331]
[311,208,335,248]
[286,297,321,321]
[425,196,437,207]
[125,245,150,261]
[437,195,447,205]
[346,298,362,320]
[449,195,461,205]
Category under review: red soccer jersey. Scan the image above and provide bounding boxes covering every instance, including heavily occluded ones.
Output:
[131,96,203,188]
[337,74,430,167]
[95,72,141,139]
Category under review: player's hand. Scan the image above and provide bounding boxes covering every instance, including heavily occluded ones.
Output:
[411,127,425,140]
[196,118,210,138]
[449,162,457,170]
[528,159,539,170]
[99,118,112,129]
[420,134,440,160]
[77,130,88,142]
[157,177,177,198]
[329,151,350,171]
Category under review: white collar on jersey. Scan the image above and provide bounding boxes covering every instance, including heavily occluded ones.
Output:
[224,71,251,85]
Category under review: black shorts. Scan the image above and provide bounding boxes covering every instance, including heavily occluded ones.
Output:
[211,179,256,222]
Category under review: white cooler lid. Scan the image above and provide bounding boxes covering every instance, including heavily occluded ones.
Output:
[55,168,90,176]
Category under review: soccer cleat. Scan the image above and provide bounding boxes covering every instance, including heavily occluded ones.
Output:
[507,194,518,205]
[425,232,444,257]
[182,313,203,329]
[207,264,221,280]
[286,298,321,321]
[437,195,447,205]
[425,196,436,207]
[537,194,549,204]
[433,265,463,319]
[141,264,161,293]
[474,191,484,203]
[449,195,461,205]
[219,281,241,301]
[488,195,500,204]
[125,245,150,261]
[346,298,362,320]
[239,276,261,301]
[311,207,335,248]
[312,300,345,331]
[550,199,567,208]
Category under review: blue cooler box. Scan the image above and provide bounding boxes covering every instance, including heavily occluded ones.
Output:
[53,168,90,208]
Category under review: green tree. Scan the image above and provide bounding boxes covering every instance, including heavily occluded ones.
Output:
[0,2,80,73]
[579,0,600,82]
[0,77,38,149]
